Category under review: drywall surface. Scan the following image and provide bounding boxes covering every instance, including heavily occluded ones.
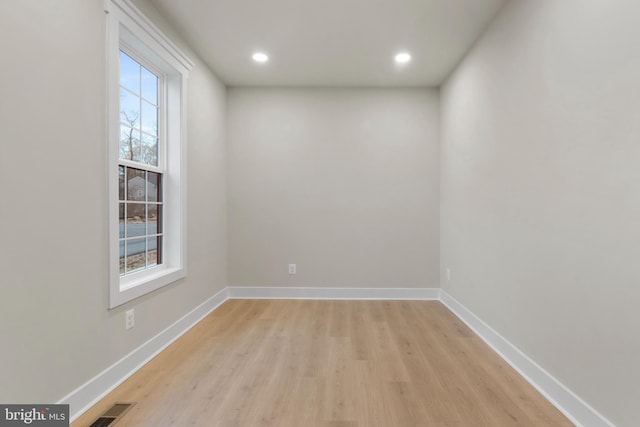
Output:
[0,0,226,404]
[440,1,640,425]
[228,88,439,288]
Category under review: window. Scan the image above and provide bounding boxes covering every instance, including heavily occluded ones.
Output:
[106,0,192,308]
[118,50,163,276]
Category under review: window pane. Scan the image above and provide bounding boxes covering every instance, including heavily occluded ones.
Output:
[147,204,158,235]
[120,88,140,127]
[119,240,125,275]
[127,168,146,201]
[119,203,125,238]
[139,134,158,166]
[147,172,161,202]
[126,238,146,273]
[126,203,146,237]
[120,51,140,95]
[141,66,158,105]
[147,236,159,266]
[120,125,141,162]
[156,236,163,264]
[141,100,157,136]
[157,205,163,234]
[119,166,125,200]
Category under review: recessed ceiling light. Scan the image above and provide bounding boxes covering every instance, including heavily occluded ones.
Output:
[252,52,269,63]
[395,52,411,64]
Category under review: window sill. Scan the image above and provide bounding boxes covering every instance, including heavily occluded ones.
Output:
[109,266,185,309]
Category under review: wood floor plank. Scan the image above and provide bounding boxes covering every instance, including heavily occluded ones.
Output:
[72,300,572,427]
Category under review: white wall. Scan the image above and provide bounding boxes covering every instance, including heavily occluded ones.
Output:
[227,88,440,288]
[440,1,640,426]
[0,0,226,405]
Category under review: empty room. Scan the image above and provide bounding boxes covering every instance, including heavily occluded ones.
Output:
[0,0,637,426]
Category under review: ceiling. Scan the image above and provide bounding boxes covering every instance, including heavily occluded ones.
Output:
[151,0,507,87]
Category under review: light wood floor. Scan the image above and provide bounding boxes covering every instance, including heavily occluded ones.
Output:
[73,300,572,427]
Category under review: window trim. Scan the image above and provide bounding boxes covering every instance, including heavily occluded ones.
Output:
[105,0,192,309]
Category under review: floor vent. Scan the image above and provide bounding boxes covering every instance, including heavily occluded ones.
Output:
[89,403,135,427]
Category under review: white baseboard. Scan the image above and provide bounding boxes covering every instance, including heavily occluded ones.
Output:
[227,286,440,300]
[439,290,615,427]
[59,287,228,423]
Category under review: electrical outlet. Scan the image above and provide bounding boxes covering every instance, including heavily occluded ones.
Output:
[125,309,135,330]
[446,268,451,282]
[288,264,296,274]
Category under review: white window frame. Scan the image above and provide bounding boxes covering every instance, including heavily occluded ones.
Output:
[105,0,192,309]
